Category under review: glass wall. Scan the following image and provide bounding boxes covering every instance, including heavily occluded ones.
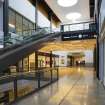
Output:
[38,56,46,68]
[23,57,29,72]
[8,8,35,36]
[29,53,35,71]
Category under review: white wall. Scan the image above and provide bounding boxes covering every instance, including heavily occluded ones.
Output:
[84,50,93,64]
[53,51,68,67]
[38,11,50,28]
[9,0,35,23]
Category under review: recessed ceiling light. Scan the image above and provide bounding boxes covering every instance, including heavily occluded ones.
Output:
[66,13,81,21]
[57,0,78,7]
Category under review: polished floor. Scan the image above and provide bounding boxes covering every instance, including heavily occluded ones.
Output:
[14,67,105,105]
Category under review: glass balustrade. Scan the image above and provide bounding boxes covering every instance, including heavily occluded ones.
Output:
[0,67,59,105]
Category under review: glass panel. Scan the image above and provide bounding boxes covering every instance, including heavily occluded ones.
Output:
[45,57,50,67]
[55,57,59,67]
[40,69,51,87]
[84,23,89,30]
[16,14,23,35]
[23,18,29,36]
[38,56,46,68]
[28,22,34,35]
[23,57,29,72]
[52,68,58,81]
[18,60,23,72]
[29,53,35,71]
[8,9,16,33]
[9,66,17,74]
[70,24,84,31]
[17,80,37,98]
[52,57,55,67]
[0,82,14,103]
[64,25,69,32]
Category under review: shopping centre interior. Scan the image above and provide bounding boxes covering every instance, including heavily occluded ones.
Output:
[0,0,105,105]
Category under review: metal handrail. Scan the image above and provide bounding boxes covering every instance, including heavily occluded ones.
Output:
[0,67,58,81]
[0,28,52,55]
[61,21,95,26]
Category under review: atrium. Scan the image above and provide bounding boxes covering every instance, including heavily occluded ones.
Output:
[0,0,105,105]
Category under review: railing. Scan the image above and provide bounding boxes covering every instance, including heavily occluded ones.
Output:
[60,21,96,32]
[0,27,58,55]
[0,67,59,104]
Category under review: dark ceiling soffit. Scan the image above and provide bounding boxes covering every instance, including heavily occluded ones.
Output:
[29,0,61,22]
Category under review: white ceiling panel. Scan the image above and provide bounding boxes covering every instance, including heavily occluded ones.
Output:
[45,0,90,24]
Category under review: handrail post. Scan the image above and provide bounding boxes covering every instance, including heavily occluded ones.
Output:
[57,67,59,80]
[14,79,17,100]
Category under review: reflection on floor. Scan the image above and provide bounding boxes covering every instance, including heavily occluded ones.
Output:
[13,67,105,105]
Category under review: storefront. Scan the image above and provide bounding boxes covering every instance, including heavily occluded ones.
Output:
[9,51,59,73]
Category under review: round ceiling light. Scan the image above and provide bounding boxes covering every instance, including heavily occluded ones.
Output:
[66,13,81,21]
[57,0,78,7]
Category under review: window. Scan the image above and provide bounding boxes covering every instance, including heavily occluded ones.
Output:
[8,8,35,36]
[16,14,22,35]
[9,9,16,33]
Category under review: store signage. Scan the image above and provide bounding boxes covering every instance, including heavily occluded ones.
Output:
[62,33,96,41]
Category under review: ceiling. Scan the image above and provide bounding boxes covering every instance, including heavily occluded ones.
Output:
[39,39,96,52]
[45,0,91,24]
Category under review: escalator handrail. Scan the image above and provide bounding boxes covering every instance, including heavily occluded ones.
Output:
[0,29,52,55]
[0,67,58,84]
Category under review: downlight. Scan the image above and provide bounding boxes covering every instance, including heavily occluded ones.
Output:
[57,0,78,7]
[66,13,81,21]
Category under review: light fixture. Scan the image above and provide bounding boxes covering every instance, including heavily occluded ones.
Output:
[66,13,81,21]
[57,0,78,7]
[9,23,15,28]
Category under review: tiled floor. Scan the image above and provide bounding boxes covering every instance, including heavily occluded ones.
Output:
[14,67,105,105]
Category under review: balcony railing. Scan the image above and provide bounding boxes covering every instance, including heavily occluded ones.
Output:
[60,21,96,32]
[0,67,59,104]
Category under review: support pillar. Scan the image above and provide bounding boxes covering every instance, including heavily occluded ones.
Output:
[48,12,52,33]
[35,0,38,30]
[3,0,9,47]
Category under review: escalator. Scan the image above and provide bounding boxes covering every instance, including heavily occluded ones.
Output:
[0,28,61,72]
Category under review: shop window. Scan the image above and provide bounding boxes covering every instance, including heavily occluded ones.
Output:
[8,8,35,37]
[29,53,35,71]
[23,57,29,72]
[38,56,46,68]
[18,60,23,72]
